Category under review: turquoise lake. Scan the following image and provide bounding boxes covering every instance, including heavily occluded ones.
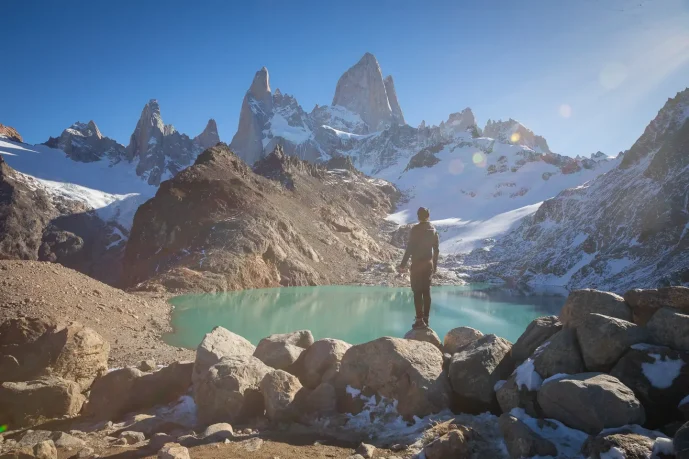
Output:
[164,285,566,348]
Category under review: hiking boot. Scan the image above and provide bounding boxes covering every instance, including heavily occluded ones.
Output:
[412,317,426,329]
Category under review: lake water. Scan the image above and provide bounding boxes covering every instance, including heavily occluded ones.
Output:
[164,285,566,349]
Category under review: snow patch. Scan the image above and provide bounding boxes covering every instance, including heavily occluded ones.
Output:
[510,408,588,458]
[652,437,674,458]
[600,447,626,459]
[514,358,543,391]
[641,353,684,389]
[542,373,570,385]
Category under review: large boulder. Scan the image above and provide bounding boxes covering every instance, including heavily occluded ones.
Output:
[0,377,85,428]
[253,341,303,371]
[443,327,484,355]
[0,322,108,390]
[336,337,450,420]
[624,287,689,325]
[260,370,303,422]
[610,344,689,428]
[403,327,442,350]
[294,338,351,389]
[195,355,271,425]
[560,289,631,328]
[511,316,561,364]
[448,334,513,411]
[582,431,657,459]
[577,313,649,371]
[0,316,57,347]
[532,328,585,379]
[676,421,689,459]
[85,361,193,420]
[496,373,539,417]
[257,330,313,349]
[192,327,256,388]
[498,413,557,459]
[537,373,645,433]
[648,308,689,351]
[302,382,337,416]
[423,427,472,459]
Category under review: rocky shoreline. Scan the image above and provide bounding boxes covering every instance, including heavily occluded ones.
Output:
[1,281,689,458]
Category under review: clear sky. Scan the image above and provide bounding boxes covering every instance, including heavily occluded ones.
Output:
[3,0,689,156]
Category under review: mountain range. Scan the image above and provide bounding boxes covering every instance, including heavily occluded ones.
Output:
[0,52,686,292]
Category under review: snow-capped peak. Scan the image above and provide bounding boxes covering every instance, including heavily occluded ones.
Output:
[484,118,550,153]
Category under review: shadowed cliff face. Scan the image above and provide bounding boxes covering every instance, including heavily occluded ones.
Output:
[123,144,400,293]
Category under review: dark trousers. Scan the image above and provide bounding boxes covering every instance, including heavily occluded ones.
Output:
[410,260,433,319]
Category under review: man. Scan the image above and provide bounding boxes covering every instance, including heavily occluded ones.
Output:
[398,207,439,329]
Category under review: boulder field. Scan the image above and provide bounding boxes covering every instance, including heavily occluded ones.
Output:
[1,287,689,458]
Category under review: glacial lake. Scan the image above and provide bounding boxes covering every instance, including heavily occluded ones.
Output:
[164,285,566,348]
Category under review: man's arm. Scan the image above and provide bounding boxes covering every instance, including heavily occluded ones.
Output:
[400,227,415,269]
[432,231,439,273]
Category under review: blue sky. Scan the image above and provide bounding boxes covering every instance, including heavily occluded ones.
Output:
[2,0,689,156]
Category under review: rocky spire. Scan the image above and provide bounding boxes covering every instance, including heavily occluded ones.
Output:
[332,53,394,130]
[126,99,166,161]
[230,67,275,165]
[384,75,405,125]
[194,119,220,150]
[445,108,478,134]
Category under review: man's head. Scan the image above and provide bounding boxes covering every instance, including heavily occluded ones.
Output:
[417,207,430,222]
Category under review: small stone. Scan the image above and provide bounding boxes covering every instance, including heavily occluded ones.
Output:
[52,432,86,448]
[118,431,145,445]
[138,360,157,372]
[76,447,95,459]
[356,443,376,458]
[203,423,234,441]
[157,443,190,459]
[33,441,57,459]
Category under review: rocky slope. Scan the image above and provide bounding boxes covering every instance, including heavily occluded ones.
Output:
[122,144,400,292]
[0,123,23,142]
[458,88,689,291]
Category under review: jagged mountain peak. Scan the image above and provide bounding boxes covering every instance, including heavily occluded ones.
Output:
[0,124,23,143]
[194,119,220,150]
[383,75,405,125]
[483,118,550,153]
[250,67,271,99]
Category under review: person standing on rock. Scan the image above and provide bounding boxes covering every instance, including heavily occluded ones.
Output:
[398,207,439,329]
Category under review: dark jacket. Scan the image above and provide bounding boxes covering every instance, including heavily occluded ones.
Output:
[400,221,439,270]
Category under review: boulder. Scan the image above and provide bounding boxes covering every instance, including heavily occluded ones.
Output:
[423,427,472,459]
[0,448,35,459]
[0,377,85,428]
[448,334,513,411]
[253,341,303,371]
[403,328,442,350]
[533,328,585,379]
[85,361,193,420]
[17,431,53,447]
[583,432,660,459]
[192,327,256,389]
[498,413,557,459]
[648,308,689,351]
[158,443,190,459]
[537,373,645,433]
[202,423,234,442]
[676,421,689,459]
[511,316,561,364]
[119,431,146,445]
[336,337,450,420]
[577,313,649,371]
[138,360,157,372]
[260,370,303,422]
[295,338,351,389]
[560,289,631,328]
[0,316,57,347]
[496,373,539,417]
[610,344,689,428]
[355,443,375,459]
[195,355,271,425]
[303,382,337,415]
[624,287,689,325]
[33,441,57,459]
[51,432,86,449]
[257,330,313,349]
[443,327,484,355]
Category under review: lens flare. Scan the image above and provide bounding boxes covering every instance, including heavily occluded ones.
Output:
[559,104,572,118]
[0,424,7,433]
[510,132,521,143]
[472,152,486,168]
[599,62,628,90]
[449,159,464,175]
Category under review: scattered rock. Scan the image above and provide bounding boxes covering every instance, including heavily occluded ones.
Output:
[158,443,190,459]
[294,338,351,389]
[336,337,451,420]
[17,431,53,447]
[442,327,484,355]
[403,327,442,350]
[51,432,86,448]
[118,431,145,445]
[610,344,689,428]
[532,328,585,379]
[202,423,234,442]
[582,430,657,459]
[258,330,313,349]
[0,316,57,348]
[150,433,174,450]
[195,355,271,425]
[138,360,157,372]
[0,377,85,428]
[538,373,645,433]
[32,441,56,459]
[423,428,471,459]
[577,313,649,371]
[648,308,689,351]
[560,289,631,328]
[192,327,256,389]
[0,447,34,459]
[512,316,561,365]
[499,413,558,459]
[44,323,110,389]
[449,334,513,411]
[261,370,303,422]
[253,340,303,372]
[624,287,689,325]
[238,437,263,452]
[75,447,95,459]
[355,443,375,458]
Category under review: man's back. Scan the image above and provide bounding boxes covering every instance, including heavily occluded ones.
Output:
[404,221,439,266]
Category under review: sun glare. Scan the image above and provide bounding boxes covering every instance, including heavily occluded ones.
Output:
[472,152,486,168]
[510,132,521,143]
[559,104,572,118]
[599,62,628,90]
[449,159,465,175]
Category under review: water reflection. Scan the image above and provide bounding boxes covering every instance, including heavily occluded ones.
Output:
[164,285,566,349]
